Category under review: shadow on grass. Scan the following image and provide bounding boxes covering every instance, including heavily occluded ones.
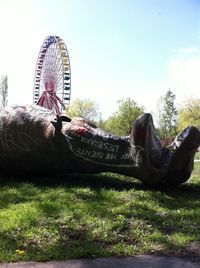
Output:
[0,168,200,207]
[0,164,200,261]
[0,160,199,192]
[0,172,144,211]
[0,172,145,191]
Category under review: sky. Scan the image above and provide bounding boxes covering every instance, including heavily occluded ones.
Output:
[0,0,200,119]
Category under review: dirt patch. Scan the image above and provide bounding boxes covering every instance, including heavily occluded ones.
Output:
[181,242,200,257]
[151,242,200,262]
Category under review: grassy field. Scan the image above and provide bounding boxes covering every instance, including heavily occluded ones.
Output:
[195,151,200,160]
[0,161,200,262]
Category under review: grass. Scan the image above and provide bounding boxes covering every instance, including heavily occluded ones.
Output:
[0,162,200,262]
[195,151,200,160]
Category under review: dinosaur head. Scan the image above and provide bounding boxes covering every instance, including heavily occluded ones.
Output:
[131,113,200,186]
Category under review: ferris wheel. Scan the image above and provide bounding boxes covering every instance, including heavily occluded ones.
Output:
[33,35,71,115]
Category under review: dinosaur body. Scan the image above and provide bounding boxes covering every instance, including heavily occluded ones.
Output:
[0,104,199,186]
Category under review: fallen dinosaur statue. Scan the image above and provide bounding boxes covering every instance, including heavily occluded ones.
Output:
[0,104,199,186]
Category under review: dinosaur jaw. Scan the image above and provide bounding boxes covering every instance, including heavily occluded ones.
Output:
[165,125,200,185]
[130,113,200,185]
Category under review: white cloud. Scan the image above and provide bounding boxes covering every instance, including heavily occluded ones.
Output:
[177,47,200,56]
[168,47,200,104]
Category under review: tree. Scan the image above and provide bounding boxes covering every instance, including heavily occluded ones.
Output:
[0,75,8,108]
[157,89,177,140]
[104,98,144,136]
[67,98,100,122]
[178,98,200,130]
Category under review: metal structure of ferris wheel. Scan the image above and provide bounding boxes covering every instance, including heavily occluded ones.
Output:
[33,35,71,115]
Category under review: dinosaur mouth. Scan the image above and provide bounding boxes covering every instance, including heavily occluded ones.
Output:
[131,113,200,184]
[132,113,200,168]
[130,113,163,168]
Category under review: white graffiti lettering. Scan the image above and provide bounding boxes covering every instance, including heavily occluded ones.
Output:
[78,135,119,153]
[105,153,117,160]
[76,147,104,160]
[121,152,132,161]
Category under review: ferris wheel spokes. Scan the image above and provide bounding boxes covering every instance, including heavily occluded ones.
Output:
[33,35,71,115]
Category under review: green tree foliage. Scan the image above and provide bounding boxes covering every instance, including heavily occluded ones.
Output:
[178,98,200,130]
[67,98,99,122]
[157,89,177,139]
[0,75,8,108]
[104,98,144,136]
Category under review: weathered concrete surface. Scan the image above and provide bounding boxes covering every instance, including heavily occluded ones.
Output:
[1,256,200,268]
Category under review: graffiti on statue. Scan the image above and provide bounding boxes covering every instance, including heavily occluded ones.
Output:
[0,129,42,153]
[65,127,144,167]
